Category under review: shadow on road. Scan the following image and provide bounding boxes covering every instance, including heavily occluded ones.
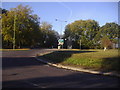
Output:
[3,72,119,88]
[2,57,46,69]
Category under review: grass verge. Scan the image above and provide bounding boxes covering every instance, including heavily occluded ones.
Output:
[38,49,120,73]
[0,48,30,51]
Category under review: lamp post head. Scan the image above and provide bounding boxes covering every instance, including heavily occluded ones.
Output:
[55,19,67,22]
[55,19,58,21]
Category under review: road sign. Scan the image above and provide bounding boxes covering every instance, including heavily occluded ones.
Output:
[58,42,63,45]
[58,39,64,45]
[58,39,64,43]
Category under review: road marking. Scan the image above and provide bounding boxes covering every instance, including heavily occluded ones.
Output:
[23,81,39,87]
[23,81,47,88]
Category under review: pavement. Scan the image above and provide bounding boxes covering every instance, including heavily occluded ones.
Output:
[2,49,120,88]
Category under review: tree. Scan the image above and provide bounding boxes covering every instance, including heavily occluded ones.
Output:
[64,19,99,49]
[99,22,119,49]
[101,35,111,51]
[40,21,59,48]
[1,4,41,48]
[0,8,8,14]
[64,20,119,49]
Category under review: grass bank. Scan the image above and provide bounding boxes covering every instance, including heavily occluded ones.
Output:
[38,49,119,72]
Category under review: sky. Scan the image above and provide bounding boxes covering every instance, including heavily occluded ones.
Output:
[2,2,118,35]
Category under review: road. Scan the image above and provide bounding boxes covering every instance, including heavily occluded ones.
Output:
[2,49,120,88]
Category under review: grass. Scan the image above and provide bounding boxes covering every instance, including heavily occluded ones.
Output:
[39,49,120,72]
[0,48,30,51]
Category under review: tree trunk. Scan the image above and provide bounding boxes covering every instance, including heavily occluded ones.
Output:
[18,42,21,49]
[104,47,106,51]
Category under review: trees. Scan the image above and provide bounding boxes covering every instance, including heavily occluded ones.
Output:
[1,5,41,48]
[1,5,59,49]
[64,19,99,49]
[64,20,119,49]
[0,8,8,14]
[1,4,119,49]
[100,23,118,40]
[101,35,111,51]
[40,21,59,48]
[99,22,119,49]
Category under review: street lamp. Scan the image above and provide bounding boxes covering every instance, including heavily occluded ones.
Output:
[13,12,16,49]
[55,19,67,49]
[55,19,67,48]
[55,19,67,38]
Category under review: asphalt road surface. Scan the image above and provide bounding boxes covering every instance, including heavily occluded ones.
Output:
[2,49,120,88]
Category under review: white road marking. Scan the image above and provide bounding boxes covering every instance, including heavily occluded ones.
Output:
[23,81,47,88]
[23,81,39,87]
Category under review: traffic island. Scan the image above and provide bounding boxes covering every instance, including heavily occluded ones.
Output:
[35,49,120,77]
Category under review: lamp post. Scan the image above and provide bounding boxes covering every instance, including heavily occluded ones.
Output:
[55,19,67,49]
[13,12,16,49]
[55,19,67,38]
